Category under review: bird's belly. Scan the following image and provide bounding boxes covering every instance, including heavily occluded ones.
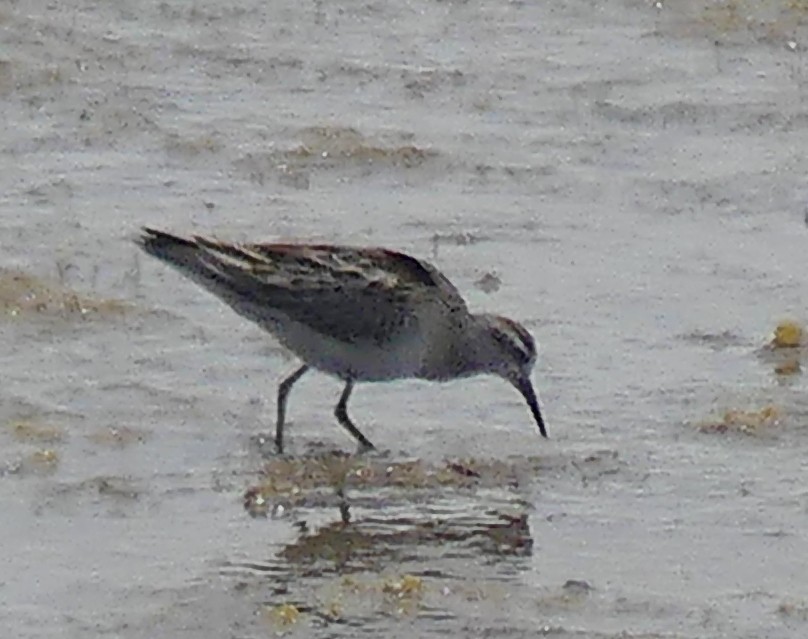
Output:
[266,320,424,382]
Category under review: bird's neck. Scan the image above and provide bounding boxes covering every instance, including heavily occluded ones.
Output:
[417,314,495,381]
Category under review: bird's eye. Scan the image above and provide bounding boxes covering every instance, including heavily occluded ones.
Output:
[492,322,535,367]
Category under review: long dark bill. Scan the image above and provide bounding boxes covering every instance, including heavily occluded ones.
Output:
[513,376,548,438]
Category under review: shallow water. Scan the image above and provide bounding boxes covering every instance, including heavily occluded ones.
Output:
[3,0,808,636]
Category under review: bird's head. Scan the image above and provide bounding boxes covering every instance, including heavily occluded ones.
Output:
[476,314,547,438]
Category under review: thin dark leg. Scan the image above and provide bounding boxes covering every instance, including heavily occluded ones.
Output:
[275,364,309,454]
[334,379,375,451]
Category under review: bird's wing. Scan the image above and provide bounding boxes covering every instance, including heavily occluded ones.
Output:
[138,228,467,345]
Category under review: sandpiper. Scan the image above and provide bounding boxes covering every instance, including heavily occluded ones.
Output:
[136,227,547,453]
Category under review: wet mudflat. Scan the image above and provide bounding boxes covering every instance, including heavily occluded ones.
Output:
[4,0,808,636]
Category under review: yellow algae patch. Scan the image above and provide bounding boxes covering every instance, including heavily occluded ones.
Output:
[0,269,128,320]
[699,0,746,33]
[26,449,60,474]
[771,320,802,348]
[10,419,65,444]
[263,603,301,627]
[382,574,424,598]
[322,600,342,621]
[381,574,425,616]
[698,405,780,435]
[758,321,806,376]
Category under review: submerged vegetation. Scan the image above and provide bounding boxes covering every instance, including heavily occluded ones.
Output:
[0,268,129,320]
[688,0,808,41]
[245,451,550,510]
[697,404,781,435]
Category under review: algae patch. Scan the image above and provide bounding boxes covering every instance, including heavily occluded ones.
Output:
[0,268,129,320]
[697,405,780,435]
[9,419,65,444]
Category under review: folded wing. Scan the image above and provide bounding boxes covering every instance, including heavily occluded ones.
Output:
[136,228,467,346]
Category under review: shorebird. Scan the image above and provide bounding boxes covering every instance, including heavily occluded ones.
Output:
[136,228,547,453]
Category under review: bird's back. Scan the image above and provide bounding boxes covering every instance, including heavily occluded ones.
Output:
[136,228,470,380]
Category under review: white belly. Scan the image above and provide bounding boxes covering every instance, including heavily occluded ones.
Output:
[265,318,426,382]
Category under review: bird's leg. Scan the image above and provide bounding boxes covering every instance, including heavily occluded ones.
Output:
[334,379,375,452]
[275,364,309,454]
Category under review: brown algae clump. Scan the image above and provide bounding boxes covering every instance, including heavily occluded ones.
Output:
[778,599,808,621]
[774,359,801,376]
